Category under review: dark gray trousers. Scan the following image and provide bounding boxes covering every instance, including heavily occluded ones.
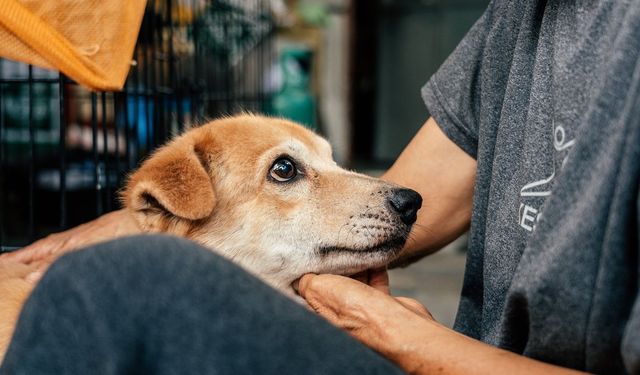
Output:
[0,235,403,374]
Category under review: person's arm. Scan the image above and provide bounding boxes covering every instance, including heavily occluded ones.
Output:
[296,271,585,375]
[296,119,583,373]
[382,117,476,267]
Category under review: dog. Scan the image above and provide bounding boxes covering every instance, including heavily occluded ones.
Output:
[0,114,422,361]
[123,114,422,294]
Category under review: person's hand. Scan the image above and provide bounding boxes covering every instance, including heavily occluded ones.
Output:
[295,270,586,375]
[0,209,141,282]
[348,267,434,319]
[294,268,439,363]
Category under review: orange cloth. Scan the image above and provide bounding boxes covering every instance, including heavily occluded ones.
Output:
[0,0,147,91]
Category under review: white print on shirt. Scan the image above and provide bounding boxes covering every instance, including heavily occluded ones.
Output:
[518,203,541,231]
[518,121,575,232]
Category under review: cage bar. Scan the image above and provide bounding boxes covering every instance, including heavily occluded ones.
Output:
[58,74,67,229]
[0,0,275,251]
[91,92,102,216]
[0,63,4,249]
[27,65,35,242]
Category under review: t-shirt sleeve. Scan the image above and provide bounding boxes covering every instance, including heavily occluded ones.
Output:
[621,192,640,373]
[421,0,501,159]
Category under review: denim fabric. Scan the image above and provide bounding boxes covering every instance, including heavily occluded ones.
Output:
[0,235,403,375]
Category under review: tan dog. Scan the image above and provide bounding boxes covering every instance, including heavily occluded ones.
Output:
[123,114,422,293]
[0,114,422,360]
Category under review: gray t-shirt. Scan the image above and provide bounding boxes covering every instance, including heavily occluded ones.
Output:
[421,0,640,372]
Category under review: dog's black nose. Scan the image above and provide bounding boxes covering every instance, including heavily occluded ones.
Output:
[388,188,422,225]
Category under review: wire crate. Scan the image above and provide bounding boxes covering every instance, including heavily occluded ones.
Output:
[0,0,275,251]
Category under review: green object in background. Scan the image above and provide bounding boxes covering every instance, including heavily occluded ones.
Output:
[297,1,329,27]
[271,47,316,130]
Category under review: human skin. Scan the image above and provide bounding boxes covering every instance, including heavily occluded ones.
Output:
[296,118,585,374]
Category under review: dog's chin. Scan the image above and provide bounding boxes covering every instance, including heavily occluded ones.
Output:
[313,236,407,276]
[317,236,406,256]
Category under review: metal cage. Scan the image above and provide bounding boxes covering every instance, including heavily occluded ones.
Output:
[0,0,275,251]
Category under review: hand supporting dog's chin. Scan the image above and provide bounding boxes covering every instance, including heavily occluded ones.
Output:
[285,239,406,298]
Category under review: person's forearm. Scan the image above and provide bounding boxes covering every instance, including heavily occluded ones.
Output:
[375,310,584,375]
[382,117,476,266]
[297,274,584,374]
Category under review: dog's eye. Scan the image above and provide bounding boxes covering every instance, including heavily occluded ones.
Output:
[270,158,297,182]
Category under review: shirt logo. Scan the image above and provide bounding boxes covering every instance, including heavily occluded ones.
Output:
[518,121,575,232]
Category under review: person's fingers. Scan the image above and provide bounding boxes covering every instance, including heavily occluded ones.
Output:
[2,210,139,266]
[297,274,364,310]
[368,267,390,294]
[25,269,45,284]
[0,243,44,264]
[292,273,315,296]
[296,273,352,302]
[0,261,34,278]
[297,272,392,313]
[350,270,369,284]
[348,268,390,294]
[296,273,423,347]
[294,273,349,324]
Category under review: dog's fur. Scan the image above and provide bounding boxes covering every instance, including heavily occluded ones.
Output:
[0,114,421,361]
[123,114,420,293]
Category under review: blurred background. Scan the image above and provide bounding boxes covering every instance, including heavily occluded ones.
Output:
[0,0,488,326]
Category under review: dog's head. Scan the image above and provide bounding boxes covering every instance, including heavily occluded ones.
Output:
[124,115,421,292]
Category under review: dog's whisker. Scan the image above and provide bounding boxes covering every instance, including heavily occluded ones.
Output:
[345,222,357,246]
[359,205,387,241]
[336,223,351,247]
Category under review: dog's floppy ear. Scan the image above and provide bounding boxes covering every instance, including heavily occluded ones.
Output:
[125,141,215,223]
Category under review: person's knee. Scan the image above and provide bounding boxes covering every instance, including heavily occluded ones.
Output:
[43,234,264,305]
[47,234,225,281]
[53,234,210,266]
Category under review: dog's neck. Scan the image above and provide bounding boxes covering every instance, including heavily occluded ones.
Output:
[191,239,301,294]
[125,209,299,295]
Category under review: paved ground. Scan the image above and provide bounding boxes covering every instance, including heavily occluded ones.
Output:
[388,236,467,328]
